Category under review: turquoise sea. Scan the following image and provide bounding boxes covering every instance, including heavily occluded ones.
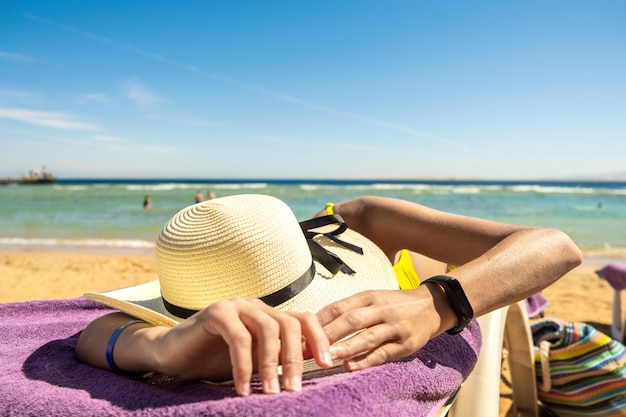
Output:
[1,179,625,258]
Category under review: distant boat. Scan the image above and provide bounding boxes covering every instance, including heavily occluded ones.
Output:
[0,167,56,185]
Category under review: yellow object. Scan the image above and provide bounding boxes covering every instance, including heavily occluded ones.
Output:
[325,202,334,215]
[393,249,421,289]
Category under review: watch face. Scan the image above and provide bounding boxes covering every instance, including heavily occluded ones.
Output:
[447,279,473,320]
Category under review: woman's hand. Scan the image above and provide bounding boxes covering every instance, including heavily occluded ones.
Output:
[77,299,333,397]
[152,297,332,396]
[317,285,456,371]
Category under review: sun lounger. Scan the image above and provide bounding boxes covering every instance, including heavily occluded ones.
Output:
[449,301,539,417]
[0,297,481,417]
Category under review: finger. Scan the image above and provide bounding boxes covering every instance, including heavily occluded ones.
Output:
[322,306,387,348]
[329,323,393,360]
[317,292,373,327]
[274,314,304,392]
[341,341,406,371]
[239,301,282,394]
[290,311,333,368]
[336,326,426,371]
[344,329,429,371]
[203,301,254,396]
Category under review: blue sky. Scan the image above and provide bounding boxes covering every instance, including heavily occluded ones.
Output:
[1,1,625,180]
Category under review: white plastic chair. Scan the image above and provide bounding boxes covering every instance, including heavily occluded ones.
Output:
[612,289,625,343]
[448,301,538,417]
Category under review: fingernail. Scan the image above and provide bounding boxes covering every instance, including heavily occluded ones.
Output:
[324,351,333,366]
[287,375,302,392]
[268,378,280,394]
[241,382,251,396]
[329,346,339,360]
[346,360,358,370]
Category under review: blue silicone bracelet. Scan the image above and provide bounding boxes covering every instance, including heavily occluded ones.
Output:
[105,319,145,373]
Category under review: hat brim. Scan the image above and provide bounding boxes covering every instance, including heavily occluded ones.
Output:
[85,229,399,327]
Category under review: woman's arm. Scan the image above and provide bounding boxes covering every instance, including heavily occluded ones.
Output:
[76,298,333,396]
[317,196,582,369]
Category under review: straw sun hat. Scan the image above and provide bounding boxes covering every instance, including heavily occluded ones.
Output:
[86,194,399,327]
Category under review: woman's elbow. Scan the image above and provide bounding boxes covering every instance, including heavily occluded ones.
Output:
[546,227,583,271]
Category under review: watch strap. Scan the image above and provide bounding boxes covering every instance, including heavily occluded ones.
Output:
[422,275,474,335]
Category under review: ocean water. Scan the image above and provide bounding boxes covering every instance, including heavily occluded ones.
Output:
[1,179,625,258]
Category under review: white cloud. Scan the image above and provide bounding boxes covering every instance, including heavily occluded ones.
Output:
[0,108,98,130]
[122,80,162,108]
[0,51,33,62]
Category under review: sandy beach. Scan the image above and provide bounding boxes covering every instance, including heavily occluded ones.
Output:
[2,251,620,323]
[1,250,624,416]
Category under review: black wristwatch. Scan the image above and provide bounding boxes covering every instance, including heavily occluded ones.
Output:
[421,275,474,335]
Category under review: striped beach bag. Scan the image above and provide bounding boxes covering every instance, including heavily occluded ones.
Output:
[531,318,626,417]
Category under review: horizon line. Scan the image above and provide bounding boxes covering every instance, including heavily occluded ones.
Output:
[36,176,626,183]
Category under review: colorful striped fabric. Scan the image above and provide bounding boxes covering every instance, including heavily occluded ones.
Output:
[532,318,626,417]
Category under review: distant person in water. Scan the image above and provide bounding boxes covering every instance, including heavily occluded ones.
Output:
[143,194,152,210]
[195,191,204,204]
[208,190,216,200]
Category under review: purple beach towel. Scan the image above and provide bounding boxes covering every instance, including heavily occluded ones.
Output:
[0,298,481,417]
[524,292,550,318]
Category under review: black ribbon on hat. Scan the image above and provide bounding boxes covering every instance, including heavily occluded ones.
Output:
[161,262,318,318]
[299,213,363,275]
